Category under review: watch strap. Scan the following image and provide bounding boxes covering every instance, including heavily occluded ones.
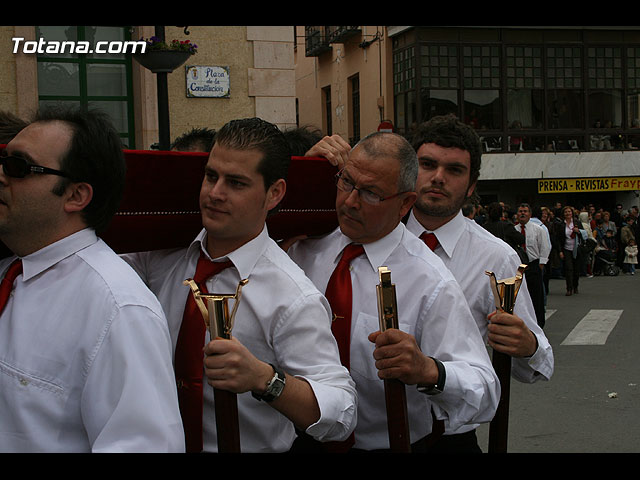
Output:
[417,357,446,395]
[252,363,286,403]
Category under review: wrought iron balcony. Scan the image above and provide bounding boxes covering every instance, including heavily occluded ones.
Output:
[326,26,361,44]
[305,26,331,57]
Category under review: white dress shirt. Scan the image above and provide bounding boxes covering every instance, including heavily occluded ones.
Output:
[529,216,552,250]
[122,226,357,453]
[406,211,554,436]
[564,220,577,251]
[288,223,499,450]
[0,229,185,452]
[515,220,551,265]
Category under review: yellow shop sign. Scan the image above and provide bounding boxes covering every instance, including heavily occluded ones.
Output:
[538,176,640,193]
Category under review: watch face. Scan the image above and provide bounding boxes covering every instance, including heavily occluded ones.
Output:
[258,365,285,402]
[271,378,285,396]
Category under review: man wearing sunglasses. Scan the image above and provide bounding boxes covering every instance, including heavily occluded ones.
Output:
[0,107,184,452]
[287,131,499,452]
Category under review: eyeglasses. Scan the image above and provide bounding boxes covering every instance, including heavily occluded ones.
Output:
[0,152,70,179]
[335,170,409,206]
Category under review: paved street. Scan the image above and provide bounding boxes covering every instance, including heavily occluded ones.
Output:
[477,270,640,453]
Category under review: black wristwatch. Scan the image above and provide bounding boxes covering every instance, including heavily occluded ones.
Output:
[252,363,286,403]
[417,357,446,395]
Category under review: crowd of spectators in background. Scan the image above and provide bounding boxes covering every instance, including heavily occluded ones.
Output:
[465,199,640,286]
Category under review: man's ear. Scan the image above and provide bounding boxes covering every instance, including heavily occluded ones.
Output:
[266,178,286,212]
[63,182,93,214]
[466,179,478,199]
[399,191,417,219]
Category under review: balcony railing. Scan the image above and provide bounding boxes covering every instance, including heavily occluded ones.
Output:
[305,26,331,57]
[326,26,361,44]
[479,132,640,154]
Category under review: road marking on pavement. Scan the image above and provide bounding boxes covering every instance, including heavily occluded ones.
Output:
[545,309,556,320]
[560,309,623,345]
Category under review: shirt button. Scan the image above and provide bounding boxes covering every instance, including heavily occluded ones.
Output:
[19,378,28,386]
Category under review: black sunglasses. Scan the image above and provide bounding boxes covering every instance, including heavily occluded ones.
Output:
[0,152,70,179]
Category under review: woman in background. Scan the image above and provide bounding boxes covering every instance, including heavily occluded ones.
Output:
[554,206,586,296]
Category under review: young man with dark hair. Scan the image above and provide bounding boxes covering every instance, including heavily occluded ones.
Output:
[123,117,356,453]
[0,106,184,452]
[405,114,553,451]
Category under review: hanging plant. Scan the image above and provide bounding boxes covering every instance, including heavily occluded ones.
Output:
[133,37,197,73]
[140,36,198,54]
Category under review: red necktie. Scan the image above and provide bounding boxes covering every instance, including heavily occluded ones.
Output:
[0,259,22,316]
[325,244,364,369]
[420,232,439,251]
[520,224,526,249]
[323,244,363,452]
[175,252,232,453]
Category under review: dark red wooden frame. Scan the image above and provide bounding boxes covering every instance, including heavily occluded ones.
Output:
[100,150,339,253]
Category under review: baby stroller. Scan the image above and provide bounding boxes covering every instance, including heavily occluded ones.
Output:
[594,249,620,276]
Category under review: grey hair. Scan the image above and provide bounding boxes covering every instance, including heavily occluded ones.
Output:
[354,131,417,192]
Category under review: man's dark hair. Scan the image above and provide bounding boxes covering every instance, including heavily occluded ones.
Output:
[171,127,216,153]
[282,125,324,156]
[487,202,503,221]
[462,202,475,217]
[410,114,482,185]
[214,117,290,191]
[34,106,126,233]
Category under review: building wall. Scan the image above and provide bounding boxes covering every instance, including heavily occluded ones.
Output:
[294,26,394,142]
[138,25,297,149]
[0,25,297,150]
[0,26,38,121]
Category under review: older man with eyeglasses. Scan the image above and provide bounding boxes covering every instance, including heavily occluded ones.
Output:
[288,131,499,452]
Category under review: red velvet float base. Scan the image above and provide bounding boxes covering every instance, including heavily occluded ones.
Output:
[100,151,339,253]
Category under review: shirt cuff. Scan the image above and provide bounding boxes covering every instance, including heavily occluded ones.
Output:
[300,377,356,443]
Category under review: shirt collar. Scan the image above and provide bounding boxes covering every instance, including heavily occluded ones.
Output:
[406,209,465,260]
[188,225,270,281]
[21,228,98,281]
[335,223,405,273]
